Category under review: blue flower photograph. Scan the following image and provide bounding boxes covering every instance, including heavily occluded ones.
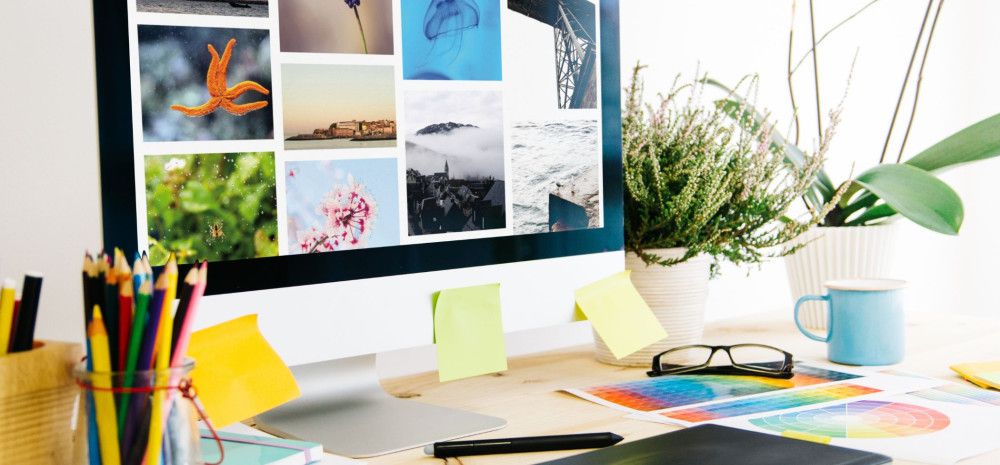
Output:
[401,0,503,80]
[284,158,401,254]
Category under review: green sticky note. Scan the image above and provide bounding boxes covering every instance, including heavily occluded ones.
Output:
[433,283,508,382]
[575,271,667,360]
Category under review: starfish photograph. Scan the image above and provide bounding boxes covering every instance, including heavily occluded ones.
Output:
[171,38,270,117]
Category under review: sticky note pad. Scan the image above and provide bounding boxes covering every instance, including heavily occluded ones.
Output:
[187,314,301,427]
[951,361,1000,390]
[575,271,667,360]
[433,283,507,382]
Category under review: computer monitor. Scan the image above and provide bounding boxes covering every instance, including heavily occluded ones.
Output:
[92,0,621,457]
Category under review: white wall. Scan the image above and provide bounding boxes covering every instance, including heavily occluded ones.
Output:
[1,1,997,379]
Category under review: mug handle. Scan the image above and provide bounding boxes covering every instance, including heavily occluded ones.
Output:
[794,294,832,342]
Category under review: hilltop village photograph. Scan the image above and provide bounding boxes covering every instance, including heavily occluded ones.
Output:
[404,90,507,235]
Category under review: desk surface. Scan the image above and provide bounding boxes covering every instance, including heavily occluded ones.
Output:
[365,312,1000,465]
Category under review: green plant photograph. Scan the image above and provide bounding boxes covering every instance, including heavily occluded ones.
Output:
[145,152,279,265]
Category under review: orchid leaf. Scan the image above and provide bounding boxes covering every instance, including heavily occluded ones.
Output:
[905,112,1000,172]
[845,203,897,226]
[854,164,963,235]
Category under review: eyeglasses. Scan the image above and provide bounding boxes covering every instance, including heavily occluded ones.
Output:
[647,344,794,379]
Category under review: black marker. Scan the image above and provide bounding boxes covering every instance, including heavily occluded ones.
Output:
[424,432,624,458]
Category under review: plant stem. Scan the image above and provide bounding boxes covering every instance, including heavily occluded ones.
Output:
[807,0,823,144]
[353,6,368,54]
[787,0,801,145]
[792,0,882,75]
[897,0,945,163]
[878,0,935,164]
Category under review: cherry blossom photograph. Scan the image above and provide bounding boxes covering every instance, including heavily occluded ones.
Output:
[284,158,400,254]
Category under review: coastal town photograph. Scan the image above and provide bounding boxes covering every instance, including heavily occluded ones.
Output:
[281,64,397,150]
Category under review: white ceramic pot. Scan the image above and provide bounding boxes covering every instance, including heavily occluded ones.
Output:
[595,248,711,367]
[784,224,898,330]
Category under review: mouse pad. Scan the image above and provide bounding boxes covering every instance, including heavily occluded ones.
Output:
[534,424,891,465]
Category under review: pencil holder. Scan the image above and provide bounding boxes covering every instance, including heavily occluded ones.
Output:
[0,340,85,465]
[74,359,220,465]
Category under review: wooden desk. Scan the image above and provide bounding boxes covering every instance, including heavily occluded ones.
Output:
[363,312,1000,465]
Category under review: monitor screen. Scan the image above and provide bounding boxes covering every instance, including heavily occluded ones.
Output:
[93,0,622,295]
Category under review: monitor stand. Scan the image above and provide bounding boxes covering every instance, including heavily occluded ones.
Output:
[253,354,507,458]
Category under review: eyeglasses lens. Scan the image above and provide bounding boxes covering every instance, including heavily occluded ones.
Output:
[659,346,715,369]
[728,345,786,371]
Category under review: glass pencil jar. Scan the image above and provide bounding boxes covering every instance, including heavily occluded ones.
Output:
[74,359,218,465]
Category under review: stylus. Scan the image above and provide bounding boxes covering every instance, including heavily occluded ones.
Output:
[424,432,625,458]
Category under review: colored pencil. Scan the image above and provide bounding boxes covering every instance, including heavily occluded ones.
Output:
[118,279,151,435]
[0,279,15,356]
[122,274,166,462]
[82,254,103,465]
[144,257,177,465]
[89,306,121,465]
[8,301,19,353]
[170,265,200,366]
[10,273,42,352]
[103,254,120,371]
[116,256,134,372]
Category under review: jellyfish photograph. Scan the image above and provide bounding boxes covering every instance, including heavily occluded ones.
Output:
[138,26,273,141]
[284,158,400,254]
[507,0,598,110]
[402,0,502,80]
[144,152,279,265]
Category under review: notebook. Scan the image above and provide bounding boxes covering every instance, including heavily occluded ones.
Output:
[200,430,323,465]
[534,424,891,465]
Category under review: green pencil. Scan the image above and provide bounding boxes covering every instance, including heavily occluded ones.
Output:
[117,278,152,435]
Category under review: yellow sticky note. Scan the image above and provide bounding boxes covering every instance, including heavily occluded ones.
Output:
[575,271,667,360]
[187,314,301,427]
[951,361,1000,390]
[433,283,508,382]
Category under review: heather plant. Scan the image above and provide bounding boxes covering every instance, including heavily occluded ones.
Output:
[622,64,839,272]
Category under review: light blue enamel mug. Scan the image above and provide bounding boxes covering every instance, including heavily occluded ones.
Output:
[794,279,907,366]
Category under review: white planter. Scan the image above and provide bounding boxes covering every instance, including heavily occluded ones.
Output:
[784,224,898,330]
[595,248,711,367]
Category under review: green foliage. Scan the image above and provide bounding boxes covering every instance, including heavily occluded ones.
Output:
[145,152,279,265]
[622,65,832,271]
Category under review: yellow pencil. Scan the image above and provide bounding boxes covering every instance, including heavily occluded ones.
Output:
[0,279,16,356]
[144,255,177,465]
[89,306,121,465]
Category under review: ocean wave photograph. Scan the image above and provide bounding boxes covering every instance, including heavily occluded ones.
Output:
[511,119,600,234]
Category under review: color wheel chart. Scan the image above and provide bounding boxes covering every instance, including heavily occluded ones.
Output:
[661,383,881,423]
[749,400,950,439]
[575,365,860,412]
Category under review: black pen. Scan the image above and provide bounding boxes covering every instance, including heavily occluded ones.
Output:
[424,432,624,458]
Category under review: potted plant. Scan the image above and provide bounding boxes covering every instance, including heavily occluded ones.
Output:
[605,66,834,366]
[711,0,1000,329]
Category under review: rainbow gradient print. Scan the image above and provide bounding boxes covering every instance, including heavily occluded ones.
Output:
[749,400,950,438]
[662,383,880,423]
[580,365,860,412]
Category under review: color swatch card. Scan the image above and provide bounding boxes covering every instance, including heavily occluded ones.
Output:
[565,363,866,414]
[716,392,1000,465]
[909,382,1000,407]
[433,283,507,382]
[622,368,941,427]
[574,271,667,360]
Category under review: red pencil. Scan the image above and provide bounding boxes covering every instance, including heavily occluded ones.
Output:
[115,253,133,371]
[118,284,133,371]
